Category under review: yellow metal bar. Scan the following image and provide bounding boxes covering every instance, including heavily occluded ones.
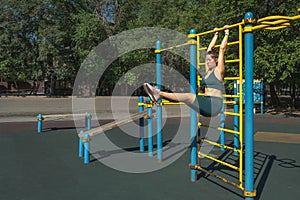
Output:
[162,102,184,105]
[238,24,244,187]
[223,100,237,104]
[200,41,240,50]
[199,152,239,171]
[154,42,190,53]
[201,139,240,153]
[223,111,241,117]
[225,59,240,63]
[189,164,244,190]
[223,94,240,98]
[198,122,240,135]
[195,22,244,36]
[224,77,239,81]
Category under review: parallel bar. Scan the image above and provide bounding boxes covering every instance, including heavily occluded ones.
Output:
[78,110,150,138]
[42,113,87,120]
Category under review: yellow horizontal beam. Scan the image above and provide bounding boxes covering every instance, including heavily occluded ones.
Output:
[201,139,241,153]
[223,94,240,98]
[225,59,240,63]
[198,122,240,135]
[193,22,244,36]
[199,152,239,171]
[224,77,240,81]
[223,111,241,117]
[223,100,237,104]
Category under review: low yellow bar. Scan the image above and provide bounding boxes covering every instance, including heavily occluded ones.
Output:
[223,94,240,98]
[201,139,240,153]
[223,111,241,117]
[218,127,240,135]
[199,152,239,171]
[162,102,184,105]
[198,123,240,135]
[162,100,184,105]
[190,164,243,190]
[223,100,237,104]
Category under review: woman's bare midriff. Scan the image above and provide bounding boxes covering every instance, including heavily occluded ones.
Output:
[204,88,223,98]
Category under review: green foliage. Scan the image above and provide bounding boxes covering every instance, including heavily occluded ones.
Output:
[0,0,299,104]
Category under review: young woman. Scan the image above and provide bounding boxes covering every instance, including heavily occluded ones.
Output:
[144,26,229,117]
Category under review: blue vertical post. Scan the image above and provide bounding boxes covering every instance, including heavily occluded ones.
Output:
[260,80,264,114]
[156,40,163,162]
[85,112,92,130]
[139,96,145,152]
[37,114,43,133]
[79,130,84,157]
[189,29,198,182]
[147,97,153,157]
[244,12,256,200]
[233,80,239,156]
[83,134,90,164]
[219,104,225,151]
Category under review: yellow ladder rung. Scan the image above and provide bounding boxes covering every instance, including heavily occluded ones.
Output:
[223,111,240,117]
[198,123,240,135]
[218,127,240,135]
[198,41,240,50]
[201,139,240,153]
[189,164,243,190]
[225,59,240,63]
[223,101,237,104]
[224,77,240,81]
[198,152,239,171]
[223,94,240,98]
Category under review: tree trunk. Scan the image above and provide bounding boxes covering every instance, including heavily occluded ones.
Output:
[269,82,280,108]
[290,79,296,110]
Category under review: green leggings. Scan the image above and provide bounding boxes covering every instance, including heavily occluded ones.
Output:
[190,96,223,117]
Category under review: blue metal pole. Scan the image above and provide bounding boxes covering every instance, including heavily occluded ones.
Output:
[37,113,43,133]
[139,96,145,152]
[83,134,90,164]
[147,97,153,157]
[244,12,255,200]
[220,104,225,151]
[79,130,84,157]
[234,80,239,156]
[86,112,92,130]
[156,40,163,162]
[260,80,264,114]
[189,29,198,182]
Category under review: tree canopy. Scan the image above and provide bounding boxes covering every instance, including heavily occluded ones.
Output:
[0,0,299,107]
